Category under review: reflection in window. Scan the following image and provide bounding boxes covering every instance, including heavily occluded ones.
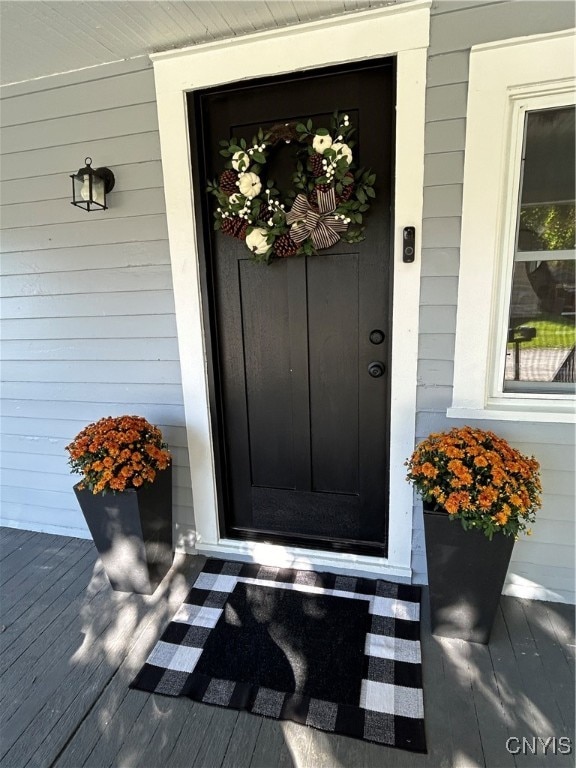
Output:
[504,106,575,393]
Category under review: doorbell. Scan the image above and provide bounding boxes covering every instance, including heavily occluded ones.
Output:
[403,227,415,263]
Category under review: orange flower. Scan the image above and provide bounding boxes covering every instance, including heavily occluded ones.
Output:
[421,462,438,479]
[66,415,171,495]
[406,426,541,540]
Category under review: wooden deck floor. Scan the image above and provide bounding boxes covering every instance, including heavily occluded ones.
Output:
[0,527,574,768]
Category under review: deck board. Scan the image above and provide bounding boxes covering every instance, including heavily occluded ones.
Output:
[0,529,40,560]
[0,527,573,768]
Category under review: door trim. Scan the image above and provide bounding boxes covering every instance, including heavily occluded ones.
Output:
[151,1,430,579]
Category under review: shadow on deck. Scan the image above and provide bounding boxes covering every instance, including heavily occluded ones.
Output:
[0,527,574,768]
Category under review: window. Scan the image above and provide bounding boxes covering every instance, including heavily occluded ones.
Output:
[449,31,576,422]
[504,106,575,394]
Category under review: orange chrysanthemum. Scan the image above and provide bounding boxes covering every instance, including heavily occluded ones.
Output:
[406,426,541,540]
[66,415,171,495]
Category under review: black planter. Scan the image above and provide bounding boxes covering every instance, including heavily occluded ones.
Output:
[423,503,514,644]
[74,466,173,595]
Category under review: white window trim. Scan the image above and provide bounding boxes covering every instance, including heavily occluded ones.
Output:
[151,0,430,578]
[449,30,576,425]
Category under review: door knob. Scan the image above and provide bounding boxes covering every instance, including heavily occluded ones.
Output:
[368,361,385,378]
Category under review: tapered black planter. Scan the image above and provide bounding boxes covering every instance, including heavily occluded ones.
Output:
[74,466,173,595]
[424,503,514,644]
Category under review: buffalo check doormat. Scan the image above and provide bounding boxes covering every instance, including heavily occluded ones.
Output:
[130,559,427,752]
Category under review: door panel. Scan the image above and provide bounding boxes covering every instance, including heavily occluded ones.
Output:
[190,60,394,555]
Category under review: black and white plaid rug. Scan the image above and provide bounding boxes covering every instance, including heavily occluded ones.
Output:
[131,558,426,752]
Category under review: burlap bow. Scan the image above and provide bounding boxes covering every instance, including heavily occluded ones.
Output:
[285,188,348,250]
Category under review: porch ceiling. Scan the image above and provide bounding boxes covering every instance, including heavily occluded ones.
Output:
[0,0,411,87]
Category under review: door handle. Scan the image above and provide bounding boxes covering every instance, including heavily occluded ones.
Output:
[368,361,385,378]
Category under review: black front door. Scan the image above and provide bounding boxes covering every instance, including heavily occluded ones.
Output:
[190,60,394,556]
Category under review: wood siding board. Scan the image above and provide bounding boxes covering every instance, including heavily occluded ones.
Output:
[0,215,169,253]
[1,361,182,385]
[425,119,467,154]
[1,240,170,277]
[0,69,156,127]
[426,51,470,86]
[1,399,185,424]
[423,153,465,187]
[417,359,454,387]
[419,276,459,306]
[1,264,173,299]
[0,314,176,340]
[419,305,458,334]
[0,131,161,181]
[1,444,188,472]
[429,1,576,55]
[1,289,175,319]
[0,57,153,100]
[418,334,456,361]
[417,384,454,411]
[416,413,576,450]
[423,186,464,219]
[420,247,460,277]
[1,418,189,451]
[0,102,160,155]
[510,541,575,570]
[0,382,185,406]
[0,188,167,230]
[425,83,468,122]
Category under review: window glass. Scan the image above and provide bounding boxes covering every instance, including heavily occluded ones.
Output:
[504,106,575,393]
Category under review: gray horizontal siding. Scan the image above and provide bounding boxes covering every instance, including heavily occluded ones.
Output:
[415,1,576,601]
[0,58,194,543]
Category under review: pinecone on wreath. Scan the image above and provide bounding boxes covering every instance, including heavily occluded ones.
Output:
[234,220,249,240]
[257,204,272,223]
[220,170,239,195]
[221,216,249,239]
[309,153,325,178]
[337,172,355,203]
[274,233,299,258]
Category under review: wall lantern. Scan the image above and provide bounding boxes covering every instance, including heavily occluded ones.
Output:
[70,157,115,211]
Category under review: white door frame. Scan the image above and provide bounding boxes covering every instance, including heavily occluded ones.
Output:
[151,0,430,579]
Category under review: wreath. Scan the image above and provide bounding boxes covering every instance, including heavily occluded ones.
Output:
[207,113,377,264]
